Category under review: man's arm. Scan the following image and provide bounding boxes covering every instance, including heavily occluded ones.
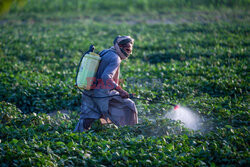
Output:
[101,56,129,98]
[114,85,129,98]
[101,56,120,89]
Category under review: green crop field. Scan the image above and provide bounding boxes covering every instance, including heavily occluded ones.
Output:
[0,0,249,166]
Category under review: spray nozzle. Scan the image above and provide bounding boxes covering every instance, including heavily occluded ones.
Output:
[174,105,180,110]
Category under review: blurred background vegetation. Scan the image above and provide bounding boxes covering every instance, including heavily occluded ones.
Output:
[1,0,249,16]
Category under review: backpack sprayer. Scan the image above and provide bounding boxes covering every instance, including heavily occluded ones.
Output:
[75,45,179,110]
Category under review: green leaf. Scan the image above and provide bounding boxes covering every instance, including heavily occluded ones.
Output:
[56,141,65,146]
[11,139,19,144]
[225,125,233,129]
[166,143,174,151]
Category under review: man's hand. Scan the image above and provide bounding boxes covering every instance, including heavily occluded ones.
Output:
[119,89,129,98]
[115,86,129,98]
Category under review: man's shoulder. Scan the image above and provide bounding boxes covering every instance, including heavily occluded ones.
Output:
[100,49,121,62]
[99,49,116,56]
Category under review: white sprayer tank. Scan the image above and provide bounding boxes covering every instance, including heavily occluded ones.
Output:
[76,52,101,90]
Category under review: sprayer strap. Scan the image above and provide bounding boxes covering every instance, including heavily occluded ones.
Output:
[99,49,110,57]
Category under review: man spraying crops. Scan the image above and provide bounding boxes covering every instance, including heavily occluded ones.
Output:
[74,36,138,132]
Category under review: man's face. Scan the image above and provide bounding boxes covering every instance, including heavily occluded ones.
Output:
[120,42,133,55]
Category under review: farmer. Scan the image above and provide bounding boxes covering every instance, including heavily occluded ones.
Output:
[74,36,138,132]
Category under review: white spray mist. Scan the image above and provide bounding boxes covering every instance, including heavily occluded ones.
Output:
[164,105,202,130]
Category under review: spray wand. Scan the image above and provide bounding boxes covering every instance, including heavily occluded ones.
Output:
[80,90,179,110]
[129,94,179,110]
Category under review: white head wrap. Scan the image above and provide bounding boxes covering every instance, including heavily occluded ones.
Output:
[110,36,134,60]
